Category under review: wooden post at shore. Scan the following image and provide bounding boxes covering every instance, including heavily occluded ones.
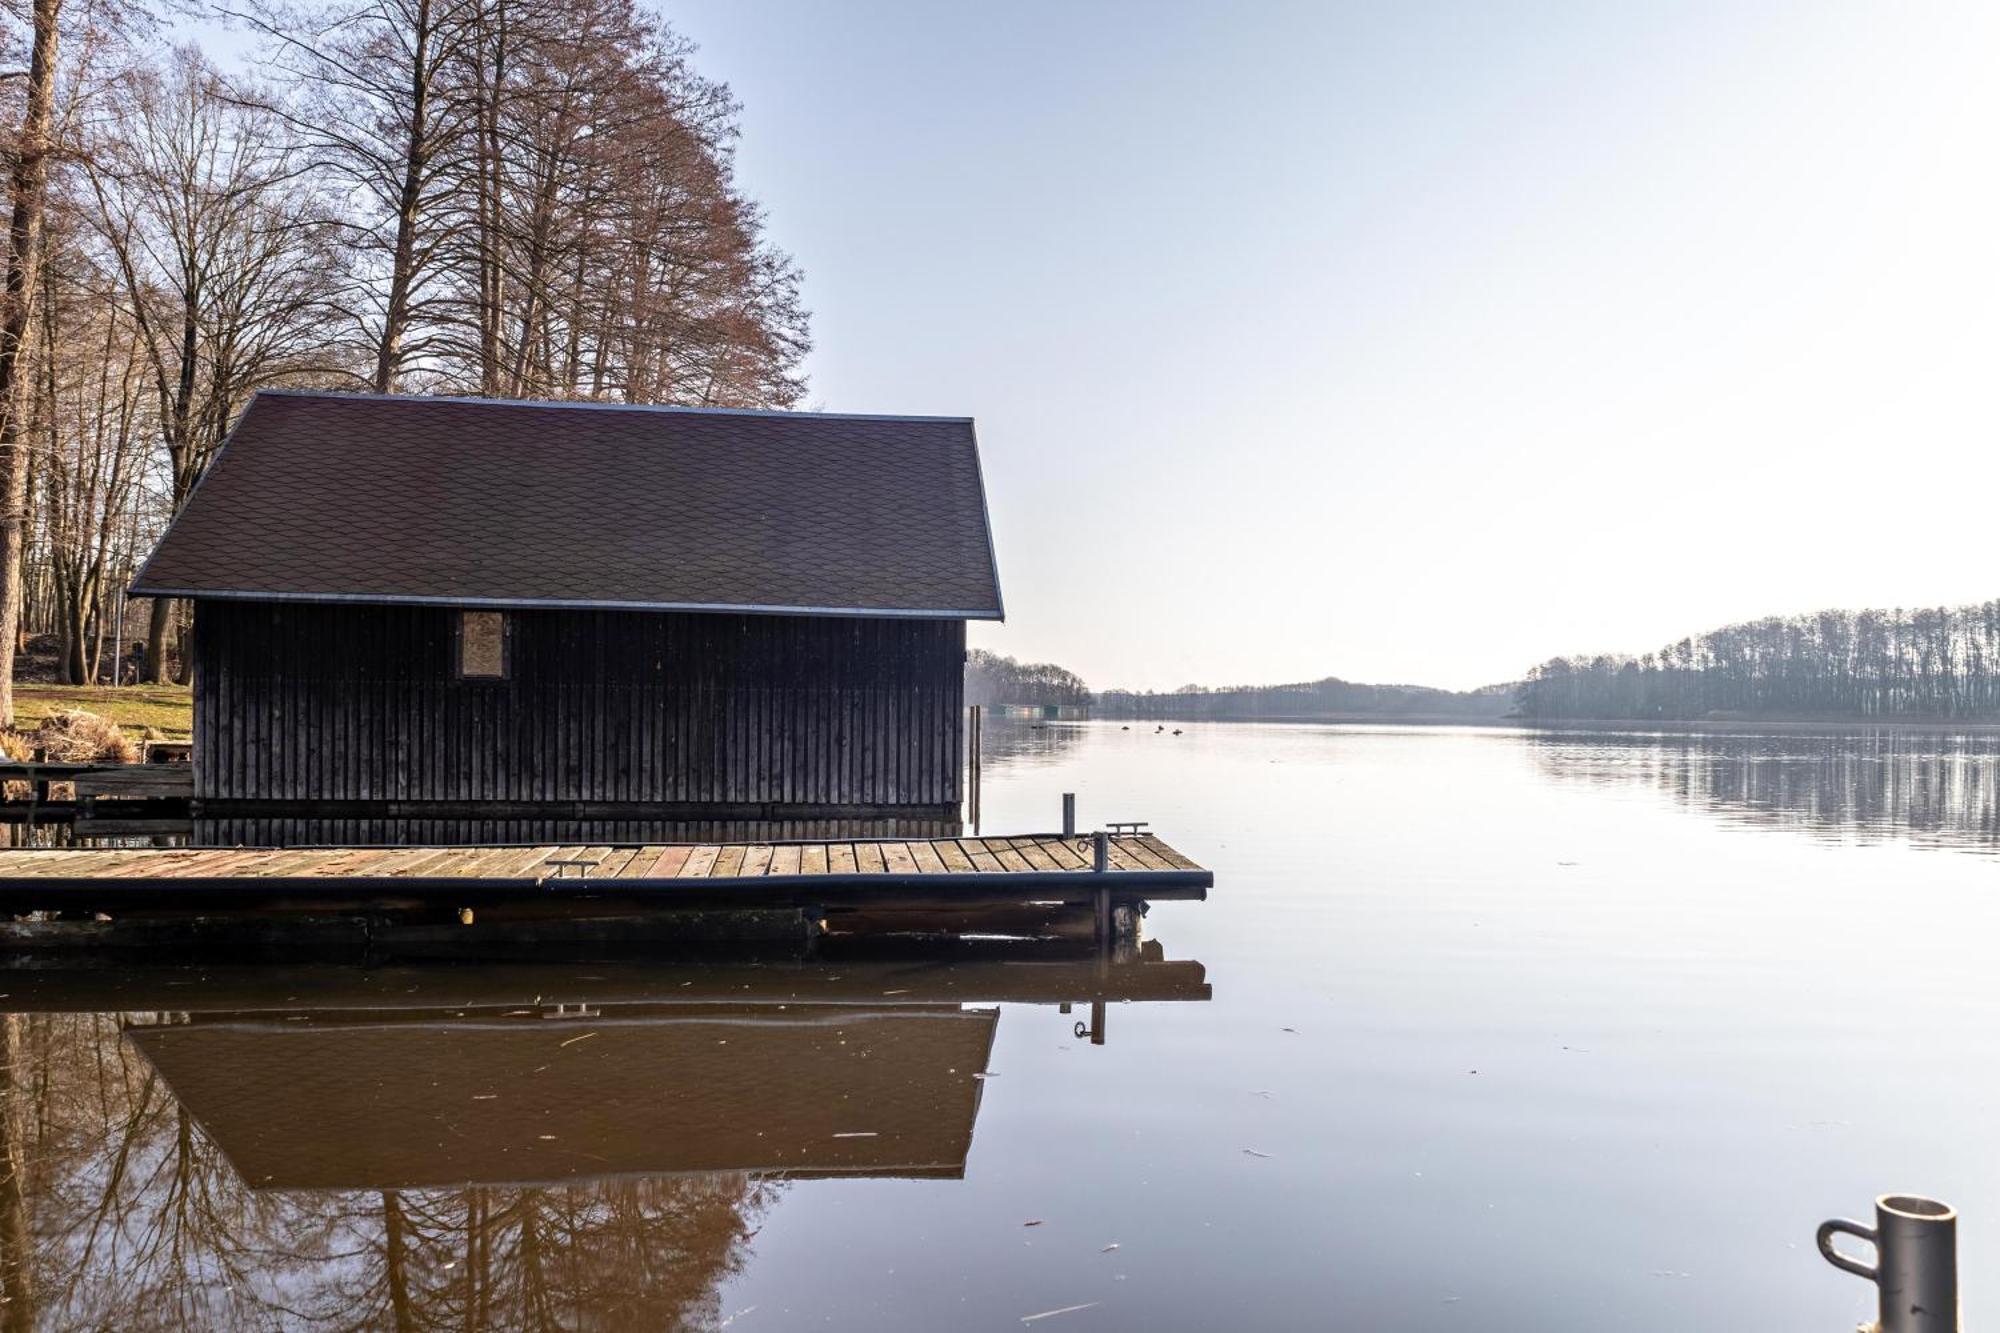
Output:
[967,705,983,832]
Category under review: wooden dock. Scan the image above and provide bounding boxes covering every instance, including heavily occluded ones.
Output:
[0,833,1210,917]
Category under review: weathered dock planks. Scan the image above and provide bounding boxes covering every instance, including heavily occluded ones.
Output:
[0,833,1210,916]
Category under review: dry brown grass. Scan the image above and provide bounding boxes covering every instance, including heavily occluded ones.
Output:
[25,709,137,763]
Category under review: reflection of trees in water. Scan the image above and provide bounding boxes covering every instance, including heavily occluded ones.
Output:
[978,719,1087,771]
[1530,729,2000,853]
[0,1014,769,1331]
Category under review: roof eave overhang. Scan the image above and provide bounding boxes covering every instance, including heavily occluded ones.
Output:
[127,585,1005,621]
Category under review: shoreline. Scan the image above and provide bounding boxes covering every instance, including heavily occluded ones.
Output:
[1076,712,2000,733]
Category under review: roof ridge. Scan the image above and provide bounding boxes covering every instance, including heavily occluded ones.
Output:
[253,387,976,427]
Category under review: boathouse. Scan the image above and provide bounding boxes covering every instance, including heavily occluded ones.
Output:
[130,391,1004,846]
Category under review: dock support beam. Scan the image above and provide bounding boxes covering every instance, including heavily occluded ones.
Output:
[1092,831,1112,958]
[1062,793,1076,838]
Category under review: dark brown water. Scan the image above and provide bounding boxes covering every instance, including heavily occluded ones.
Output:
[5,721,2000,1329]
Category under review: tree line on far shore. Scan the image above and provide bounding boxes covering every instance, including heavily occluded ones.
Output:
[965,648,1509,720]
[979,597,2000,723]
[0,0,809,713]
[1515,601,2000,721]
[1093,678,1511,721]
[964,650,1089,708]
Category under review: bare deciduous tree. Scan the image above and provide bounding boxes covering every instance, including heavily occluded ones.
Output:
[0,0,808,697]
[82,47,350,679]
[0,0,63,724]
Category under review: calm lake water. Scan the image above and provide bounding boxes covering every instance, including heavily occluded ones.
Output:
[7,720,2000,1329]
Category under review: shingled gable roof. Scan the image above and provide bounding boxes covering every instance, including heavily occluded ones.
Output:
[130,390,1005,619]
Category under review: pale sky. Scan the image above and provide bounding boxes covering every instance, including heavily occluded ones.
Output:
[667,0,2000,692]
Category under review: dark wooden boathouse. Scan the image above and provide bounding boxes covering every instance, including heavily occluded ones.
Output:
[130,391,1004,846]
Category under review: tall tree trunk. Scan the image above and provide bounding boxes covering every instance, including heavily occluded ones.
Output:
[474,0,507,395]
[382,1190,416,1332]
[0,0,60,728]
[171,602,191,685]
[61,595,83,686]
[142,597,172,683]
[373,0,434,394]
[0,1016,32,1333]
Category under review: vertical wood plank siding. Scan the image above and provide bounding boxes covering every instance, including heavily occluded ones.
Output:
[193,602,966,847]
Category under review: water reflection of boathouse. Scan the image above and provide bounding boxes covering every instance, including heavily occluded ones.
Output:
[131,1004,1000,1190]
[113,951,1210,1193]
[0,949,1208,1329]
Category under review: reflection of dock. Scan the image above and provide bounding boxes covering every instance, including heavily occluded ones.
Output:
[103,949,1209,1192]
[0,951,1211,1012]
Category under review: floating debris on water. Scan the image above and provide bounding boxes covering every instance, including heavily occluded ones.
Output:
[1021,1302,1101,1324]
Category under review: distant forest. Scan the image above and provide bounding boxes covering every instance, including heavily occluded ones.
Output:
[965,648,1510,720]
[974,597,2000,725]
[1517,600,2000,721]
[1094,679,1512,721]
[964,650,1090,708]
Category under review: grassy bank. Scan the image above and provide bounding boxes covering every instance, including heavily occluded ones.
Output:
[11,684,192,740]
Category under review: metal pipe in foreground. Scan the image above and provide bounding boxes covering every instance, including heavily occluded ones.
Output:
[1818,1194,1959,1332]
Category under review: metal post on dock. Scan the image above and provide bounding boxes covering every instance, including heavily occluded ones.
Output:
[1062,793,1076,837]
[1818,1193,1959,1332]
[1071,999,1107,1046]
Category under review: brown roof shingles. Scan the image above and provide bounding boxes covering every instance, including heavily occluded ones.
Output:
[131,391,1004,618]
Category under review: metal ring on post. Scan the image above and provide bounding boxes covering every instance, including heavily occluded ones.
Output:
[1816,1218,1879,1281]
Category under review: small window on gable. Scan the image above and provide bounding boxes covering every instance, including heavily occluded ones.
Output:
[457,611,510,680]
